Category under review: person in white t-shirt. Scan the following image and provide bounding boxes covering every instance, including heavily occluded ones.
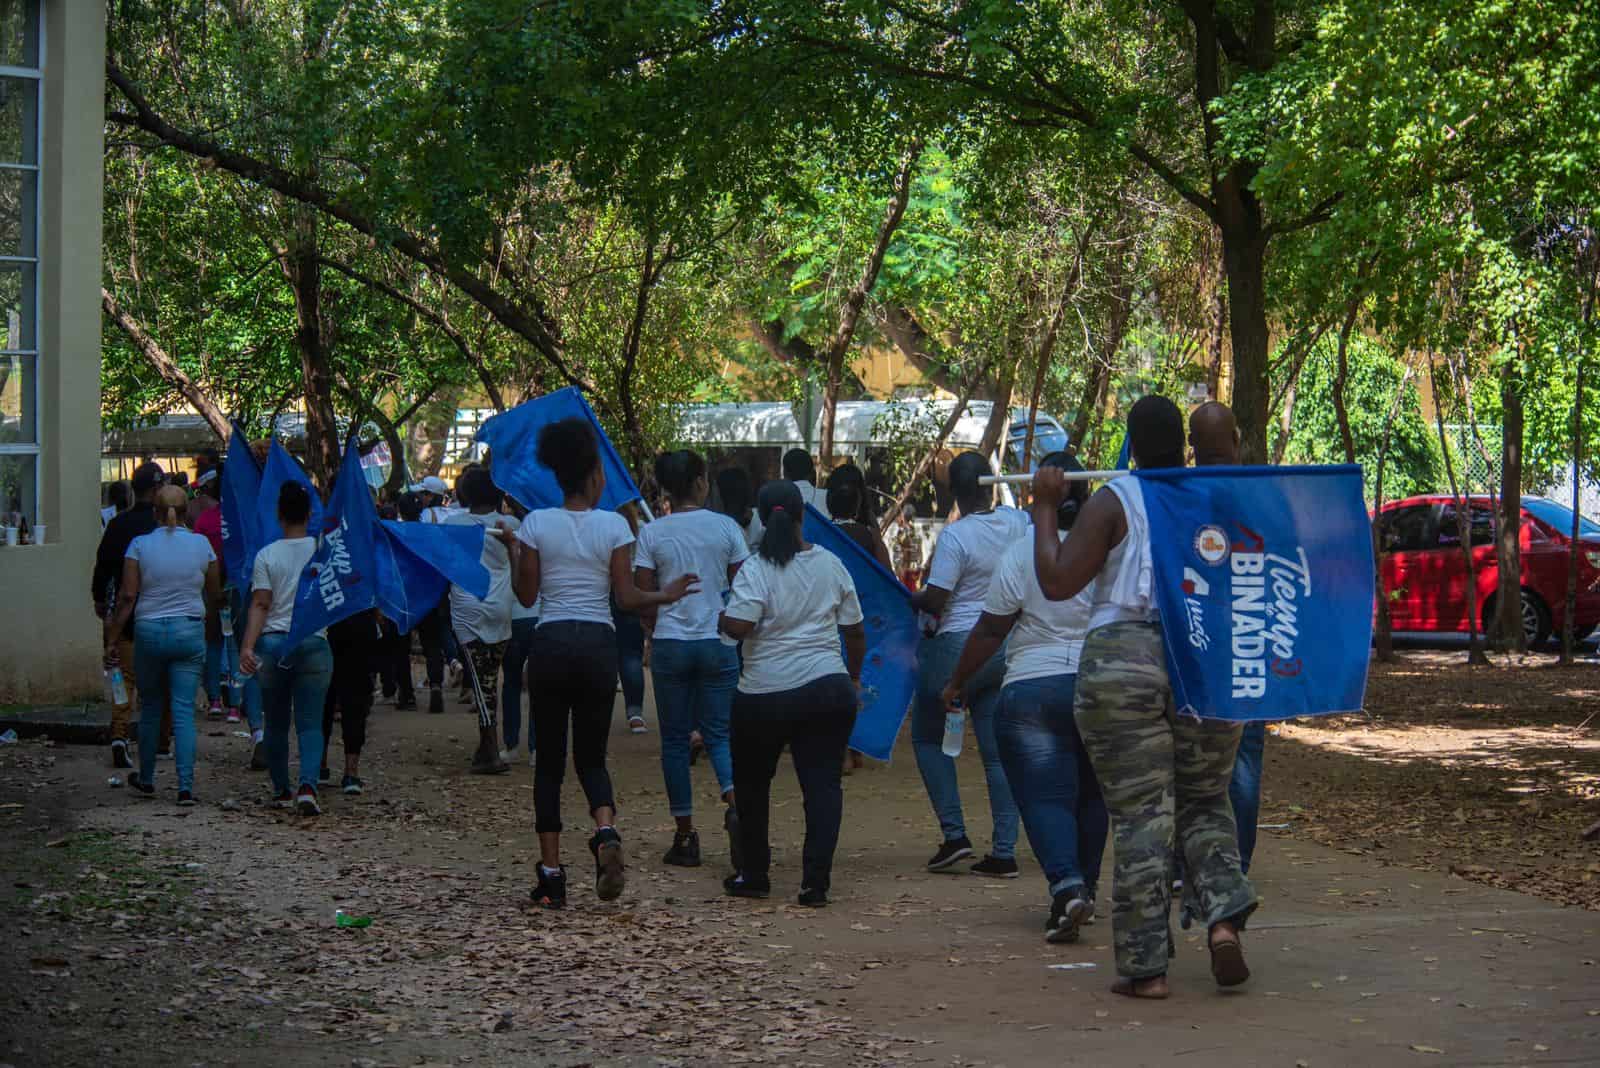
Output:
[781,448,830,518]
[512,417,697,910]
[908,452,1029,877]
[714,466,764,552]
[444,466,519,777]
[718,479,864,907]
[941,451,1106,946]
[634,449,750,869]
[102,484,222,805]
[1030,396,1257,1000]
[499,498,540,764]
[239,481,333,818]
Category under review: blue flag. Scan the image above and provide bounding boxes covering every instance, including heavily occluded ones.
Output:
[283,439,381,648]
[375,521,493,633]
[803,504,919,761]
[1138,464,1373,721]
[475,387,640,510]
[220,424,262,590]
[256,438,323,547]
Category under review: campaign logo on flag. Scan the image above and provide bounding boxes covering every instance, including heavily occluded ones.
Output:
[1139,464,1373,722]
[803,504,918,761]
[284,437,378,648]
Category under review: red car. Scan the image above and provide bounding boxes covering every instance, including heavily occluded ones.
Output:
[1375,495,1600,646]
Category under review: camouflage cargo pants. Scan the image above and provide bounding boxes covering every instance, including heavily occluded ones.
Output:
[1074,621,1258,980]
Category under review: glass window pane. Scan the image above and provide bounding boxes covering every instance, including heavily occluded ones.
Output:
[0,261,34,350]
[0,165,34,256]
[0,76,36,166]
[0,351,32,443]
[0,0,38,68]
[0,451,35,531]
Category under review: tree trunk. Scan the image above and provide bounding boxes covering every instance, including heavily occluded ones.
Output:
[1370,362,1418,663]
[1218,212,1272,463]
[1432,354,1490,665]
[1494,355,1526,650]
[1332,298,1361,463]
[409,390,459,478]
[878,368,988,537]
[616,238,665,476]
[101,287,230,441]
[1563,353,1585,663]
[280,213,341,491]
[977,355,1019,462]
[1206,249,1228,400]
[1022,267,1079,475]
[819,142,920,467]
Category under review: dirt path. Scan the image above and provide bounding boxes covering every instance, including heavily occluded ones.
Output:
[4,649,1600,1066]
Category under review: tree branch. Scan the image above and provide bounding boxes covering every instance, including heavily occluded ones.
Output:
[101,287,231,441]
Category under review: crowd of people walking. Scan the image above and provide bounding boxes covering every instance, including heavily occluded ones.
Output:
[92,397,1269,998]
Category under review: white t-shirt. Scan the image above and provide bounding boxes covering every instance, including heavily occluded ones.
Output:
[634,509,750,641]
[984,532,1094,686]
[126,528,215,621]
[925,507,1032,635]
[740,512,764,552]
[794,480,830,519]
[250,536,319,635]
[421,504,462,524]
[724,547,864,694]
[515,507,634,627]
[446,511,516,644]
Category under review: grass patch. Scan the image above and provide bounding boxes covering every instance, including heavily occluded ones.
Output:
[9,829,199,924]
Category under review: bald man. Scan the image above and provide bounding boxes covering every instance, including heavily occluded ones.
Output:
[1187,401,1264,874]
[1188,401,1240,466]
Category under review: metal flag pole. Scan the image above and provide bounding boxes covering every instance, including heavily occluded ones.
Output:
[978,470,1131,486]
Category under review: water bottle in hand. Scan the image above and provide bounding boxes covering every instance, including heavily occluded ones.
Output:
[941,703,965,758]
[105,667,128,707]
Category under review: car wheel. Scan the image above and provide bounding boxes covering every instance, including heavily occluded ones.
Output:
[1519,591,1552,647]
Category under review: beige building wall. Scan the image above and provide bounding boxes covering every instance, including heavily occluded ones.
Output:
[0,0,107,703]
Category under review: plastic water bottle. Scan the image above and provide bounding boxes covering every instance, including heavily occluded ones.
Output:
[220,603,233,637]
[941,703,965,757]
[334,909,373,928]
[105,667,129,707]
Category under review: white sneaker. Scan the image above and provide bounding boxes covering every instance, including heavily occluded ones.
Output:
[498,748,514,765]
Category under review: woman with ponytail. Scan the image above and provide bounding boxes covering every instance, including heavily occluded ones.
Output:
[104,484,222,805]
[719,479,865,907]
[634,449,750,868]
[940,451,1106,944]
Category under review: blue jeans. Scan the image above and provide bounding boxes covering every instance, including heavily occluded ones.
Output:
[229,588,262,732]
[501,616,537,750]
[257,631,333,794]
[613,606,646,714]
[911,629,1018,859]
[133,617,205,793]
[996,674,1108,897]
[652,638,738,816]
[1229,721,1266,874]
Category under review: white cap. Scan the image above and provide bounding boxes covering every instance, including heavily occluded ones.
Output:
[421,476,448,495]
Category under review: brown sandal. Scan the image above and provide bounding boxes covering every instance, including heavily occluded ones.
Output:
[1111,976,1170,999]
[1208,932,1250,987]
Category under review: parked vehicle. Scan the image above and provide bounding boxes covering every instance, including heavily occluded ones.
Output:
[1374,494,1600,645]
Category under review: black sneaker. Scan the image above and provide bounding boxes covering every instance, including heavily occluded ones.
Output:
[111,740,133,769]
[296,785,321,817]
[724,804,743,873]
[590,828,626,902]
[532,865,567,910]
[663,831,702,867]
[470,726,510,775]
[176,791,198,808]
[1046,886,1091,944]
[318,766,333,786]
[926,836,974,872]
[250,741,268,771]
[341,775,364,796]
[128,770,155,798]
[394,694,417,711]
[797,887,829,908]
[427,688,444,715]
[971,855,1019,878]
[723,872,771,899]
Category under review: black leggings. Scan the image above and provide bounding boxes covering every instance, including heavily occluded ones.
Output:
[529,621,618,833]
[322,612,378,759]
[732,675,857,892]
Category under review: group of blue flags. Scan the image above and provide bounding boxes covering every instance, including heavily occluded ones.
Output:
[222,426,490,650]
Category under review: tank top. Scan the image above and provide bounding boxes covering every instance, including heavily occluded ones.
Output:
[1089,476,1157,630]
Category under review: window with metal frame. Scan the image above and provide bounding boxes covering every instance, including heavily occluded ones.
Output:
[0,0,40,539]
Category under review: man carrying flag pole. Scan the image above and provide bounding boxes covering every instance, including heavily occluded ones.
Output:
[1030,396,1257,1001]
